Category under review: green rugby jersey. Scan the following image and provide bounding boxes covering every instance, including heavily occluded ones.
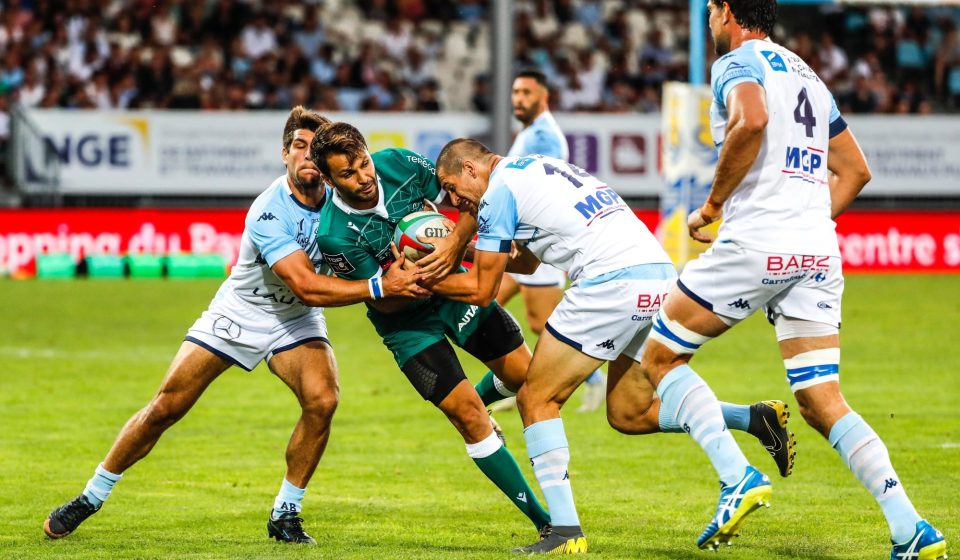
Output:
[315,147,446,303]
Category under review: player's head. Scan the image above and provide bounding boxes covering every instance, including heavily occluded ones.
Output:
[311,121,378,208]
[707,0,777,56]
[282,106,329,192]
[436,138,496,213]
[512,70,550,126]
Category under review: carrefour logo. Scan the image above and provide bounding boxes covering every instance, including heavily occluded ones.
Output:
[784,146,823,174]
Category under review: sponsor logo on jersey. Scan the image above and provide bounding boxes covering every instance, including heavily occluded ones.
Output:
[574,188,625,220]
[212,315,241,340]
[322,252,356,275]
[637,292,668,309]
[477,214,491,234]
[457,305,479,331]
[257,212,277,221]
[761,51,788,72]
[784,146,823,175]
[252,284,298,305]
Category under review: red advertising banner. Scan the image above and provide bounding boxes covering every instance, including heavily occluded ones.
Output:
[0,208,957,275]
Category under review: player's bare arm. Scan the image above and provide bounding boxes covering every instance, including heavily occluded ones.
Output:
[424,249,511,307]
[826,128,871,219]
[689,82,768,243]
[415,207,478,281]
[272,248,428,307]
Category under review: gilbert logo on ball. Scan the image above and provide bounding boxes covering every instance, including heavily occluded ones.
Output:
[394,211,451,260]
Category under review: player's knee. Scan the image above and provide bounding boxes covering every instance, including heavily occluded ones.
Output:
[301,388,339,421]
[606,402,657,435]
[142,394,189,430]
[452,401,492,442]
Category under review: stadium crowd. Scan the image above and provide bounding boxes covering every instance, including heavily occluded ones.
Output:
[0,0,958,119]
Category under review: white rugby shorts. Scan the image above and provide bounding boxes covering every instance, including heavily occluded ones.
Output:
[545,263,676,362]
[508,262,566,288]
[678,240,843,326]
[185,289,329,371]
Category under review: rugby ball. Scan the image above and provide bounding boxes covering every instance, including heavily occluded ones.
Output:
[393,211,451,260]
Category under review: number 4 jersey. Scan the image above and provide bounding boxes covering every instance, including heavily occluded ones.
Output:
[710,39,848,257]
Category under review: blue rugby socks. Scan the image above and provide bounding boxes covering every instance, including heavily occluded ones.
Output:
[657,365,749,486]
[524,418,580,528]
[830,411,921,544]
[272,479,306,519]
[82,464,122,507]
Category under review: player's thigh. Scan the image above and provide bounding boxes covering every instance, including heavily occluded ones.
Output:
[458,303,528,388]
[496,273,521,306]
[400,338,469,407]
[606,354,659,433]
[267,340,339,409]
[520,329,603,409]
[154,340,234,410]
[519,284,563,332]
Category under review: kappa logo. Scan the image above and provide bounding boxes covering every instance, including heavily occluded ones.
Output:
[813,272,827,283]
[257,212,277,222]
[727,298,751,310]
[595,339,615,350]
[883,478,899,494]
[817,301,833,310]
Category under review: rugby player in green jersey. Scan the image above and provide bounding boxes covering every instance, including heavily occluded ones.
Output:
[310,122,551,540]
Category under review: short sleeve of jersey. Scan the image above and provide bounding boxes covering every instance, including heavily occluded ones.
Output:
[475,180,519,253]
[828,94,847,138]
[315,235,382,281]
[389,148,444,205]
[525,129,565,159]
[246,210,301,268]
[711,50,765,108]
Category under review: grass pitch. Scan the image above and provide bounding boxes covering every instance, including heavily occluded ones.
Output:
[0,276,957,559]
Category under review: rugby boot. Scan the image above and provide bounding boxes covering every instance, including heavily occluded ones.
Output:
[44,494,100,539]
[697,466,772,550]
[891,520,948,560]
[747,400,796,477]
[514,524,588,554]
[267,511,316,544]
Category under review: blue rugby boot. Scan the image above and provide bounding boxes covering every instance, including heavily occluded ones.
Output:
[697,466,772,550]
[891,520,947,560]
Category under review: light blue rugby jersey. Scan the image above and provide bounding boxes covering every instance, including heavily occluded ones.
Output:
[709,39,847,256]
[507,111,569,160]
[218,175,329,317]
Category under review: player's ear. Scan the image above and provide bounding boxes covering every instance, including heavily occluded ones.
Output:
[281,147,289,165]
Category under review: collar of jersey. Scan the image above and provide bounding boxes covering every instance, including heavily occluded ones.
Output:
[331,175,388,218]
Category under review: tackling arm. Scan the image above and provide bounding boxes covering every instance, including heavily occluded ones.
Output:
[416,205,478,281]
[826,128,871,219]
[272,250,428,307]
[426,250,510,307]
[689,82,768,243]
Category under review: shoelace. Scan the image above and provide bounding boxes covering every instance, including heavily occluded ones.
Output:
[538,525,553,541]
[57,497,97,528]
[278,516,309,539]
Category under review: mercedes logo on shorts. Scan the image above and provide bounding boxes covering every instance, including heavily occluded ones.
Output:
[212,315,241,340]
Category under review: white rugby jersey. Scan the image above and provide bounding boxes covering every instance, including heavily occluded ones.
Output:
[475,155,671,282]
[710,39,847,256]
[507,111,569,161]
[217,175,327,317]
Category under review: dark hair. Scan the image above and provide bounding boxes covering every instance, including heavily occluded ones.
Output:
[436,138,493,176]
[515,69,549,89]
[282,105,329,150]
[310,121,369,176]
[711,0,777,36]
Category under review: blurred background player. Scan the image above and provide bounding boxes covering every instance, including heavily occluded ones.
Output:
[433,140,781,554]
[481,69,607,415]
[643,0,947,557]
[310,122,552,541]
[43,107,427,545]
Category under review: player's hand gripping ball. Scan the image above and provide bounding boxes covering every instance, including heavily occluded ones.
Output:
[393,211,451,260]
